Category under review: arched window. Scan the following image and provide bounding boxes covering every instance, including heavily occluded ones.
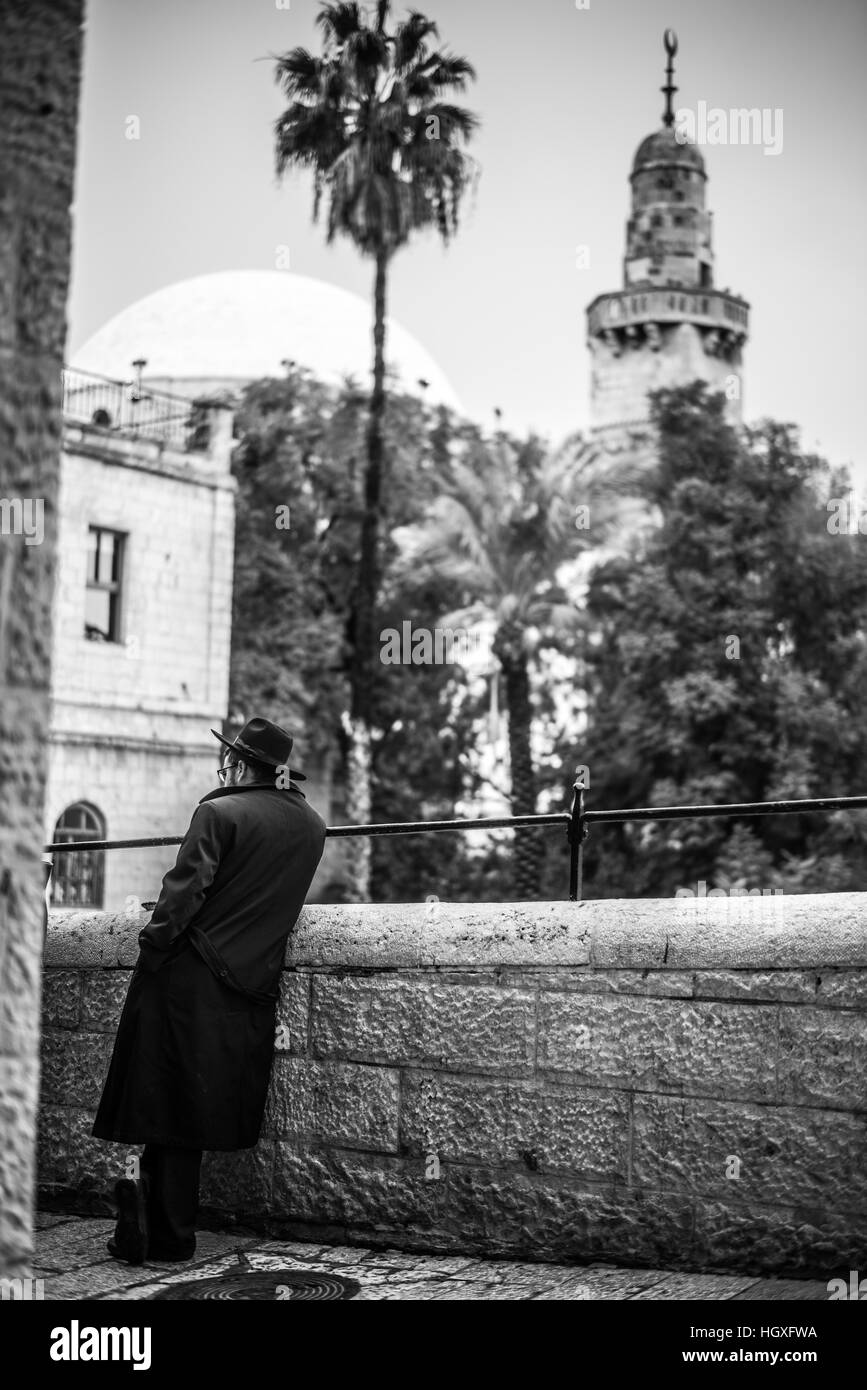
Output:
[50,803,106,908]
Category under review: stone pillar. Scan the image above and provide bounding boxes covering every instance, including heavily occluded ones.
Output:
[0,0,84,1279]
[205,402,235,471]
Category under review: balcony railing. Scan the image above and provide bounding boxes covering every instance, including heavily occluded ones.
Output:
[587,287,750,337]
[62,367,197,450]
[44,786,867,902]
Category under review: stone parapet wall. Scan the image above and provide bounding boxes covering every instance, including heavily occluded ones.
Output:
[38,896,867,1274]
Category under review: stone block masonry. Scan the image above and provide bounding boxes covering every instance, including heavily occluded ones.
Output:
[38,895,867,1275]
[0,0,84,1282]
[45,424,236,912]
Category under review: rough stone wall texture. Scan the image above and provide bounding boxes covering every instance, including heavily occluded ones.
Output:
[38,895,867,1274]
[0,0,84,1279]
[52,435,235,716]
[589,321,742,443]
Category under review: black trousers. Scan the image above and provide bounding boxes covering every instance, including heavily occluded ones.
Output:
[140,1144,202,1256]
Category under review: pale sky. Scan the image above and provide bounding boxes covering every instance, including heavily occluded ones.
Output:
[68,0,866,482]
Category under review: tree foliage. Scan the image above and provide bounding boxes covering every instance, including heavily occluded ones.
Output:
[229,373,510,901]
[570,383,867,898]
[230,375,867,903]
[388,430,642,895]
[274,0,479,257]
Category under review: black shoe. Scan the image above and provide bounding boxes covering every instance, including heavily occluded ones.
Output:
[109,1177,150,1265]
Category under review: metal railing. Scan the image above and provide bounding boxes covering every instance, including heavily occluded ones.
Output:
[44,786,867,901]
[587,286,750,335]
[62,367,196,450]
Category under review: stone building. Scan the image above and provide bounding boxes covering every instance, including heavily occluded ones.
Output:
[586,33,750,465]
[47,380,236,914]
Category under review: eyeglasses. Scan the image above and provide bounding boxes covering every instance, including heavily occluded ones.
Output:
[217,760,238,783]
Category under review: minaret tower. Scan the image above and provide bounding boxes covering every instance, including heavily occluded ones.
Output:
[586,31,749,459]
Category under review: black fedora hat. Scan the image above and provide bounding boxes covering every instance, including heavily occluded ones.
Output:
[210,717,306,781]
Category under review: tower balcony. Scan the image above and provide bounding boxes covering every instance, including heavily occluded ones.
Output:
[587,287,749,342]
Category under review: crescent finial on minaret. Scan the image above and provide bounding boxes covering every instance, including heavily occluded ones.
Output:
[662,28,678,127]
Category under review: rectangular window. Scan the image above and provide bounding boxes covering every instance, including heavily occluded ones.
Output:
[85,526,125,642]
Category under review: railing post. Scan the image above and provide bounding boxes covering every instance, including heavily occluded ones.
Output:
[567,778,587,902]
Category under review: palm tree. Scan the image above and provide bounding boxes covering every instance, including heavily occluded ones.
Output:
[396,432,643,897]
[274,1,478,897]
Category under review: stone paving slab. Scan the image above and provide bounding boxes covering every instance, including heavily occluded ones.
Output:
[545,1265,665,1299]
[28,1214,834,1301]
[355,1265,479,1286]
[630,1272,756,1300]
[107,1283,180,1301]
[354,1280,498,1301]
[35,1219,257,1277]
[358,1253,479,1274]
[257,1240,373,1264]
[731,1278,831,1300]
[533,1277,629,1300]
[41,1261,161,1301]
[146,1230,260,1266]
[34,1212,78,1231]
[35,1218,117,1269]
[89,1255,263,1301]
[246,1253,393,1285]
[100,1258,242,1300]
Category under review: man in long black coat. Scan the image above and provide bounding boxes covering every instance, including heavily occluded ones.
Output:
[93,718,326,1263]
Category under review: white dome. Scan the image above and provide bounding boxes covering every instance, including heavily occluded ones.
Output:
[71,269,461,411]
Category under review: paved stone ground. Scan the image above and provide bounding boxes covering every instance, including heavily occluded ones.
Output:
[31,1213,832,1301]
